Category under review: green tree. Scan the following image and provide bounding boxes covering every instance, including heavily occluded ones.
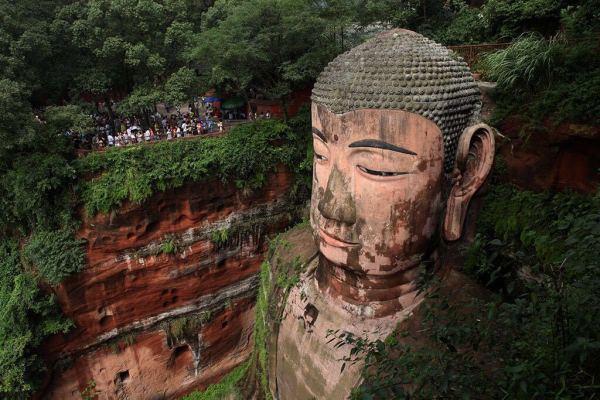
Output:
[0,241,73,398]
[190,0,351,118]
[54,0,212,119]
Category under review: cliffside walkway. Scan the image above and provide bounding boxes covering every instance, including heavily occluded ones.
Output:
[76,119,251,157]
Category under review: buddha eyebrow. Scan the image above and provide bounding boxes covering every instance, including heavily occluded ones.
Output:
[348,139,417,155]
[312,128,327,143]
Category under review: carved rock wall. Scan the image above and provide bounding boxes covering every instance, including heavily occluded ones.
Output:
[40,168,299,399]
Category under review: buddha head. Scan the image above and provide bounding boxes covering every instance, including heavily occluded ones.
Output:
[309,29,495,316]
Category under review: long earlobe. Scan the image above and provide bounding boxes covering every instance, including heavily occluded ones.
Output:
[442,123,495,241]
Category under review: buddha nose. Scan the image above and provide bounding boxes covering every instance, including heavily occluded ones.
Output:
[318,165,356,225]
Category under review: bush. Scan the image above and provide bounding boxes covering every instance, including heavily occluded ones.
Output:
[479,30,600,126]
[435,6,488,45]
[0,241,73,397]
[476,1,600,127]
[77,119,309,215]
[23,229,85,285]
[479,33,562,92]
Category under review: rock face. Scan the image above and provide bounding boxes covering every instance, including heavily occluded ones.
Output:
[40,169,301,399]
[499,118,599,194]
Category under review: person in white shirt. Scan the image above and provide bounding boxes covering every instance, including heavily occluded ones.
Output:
[107,134,114,146]
[144,129,151,141]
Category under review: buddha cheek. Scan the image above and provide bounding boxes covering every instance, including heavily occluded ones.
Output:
[397,185,443,258]
[354,194,403,272]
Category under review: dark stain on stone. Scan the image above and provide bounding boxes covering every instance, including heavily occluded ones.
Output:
[318,166,356,224]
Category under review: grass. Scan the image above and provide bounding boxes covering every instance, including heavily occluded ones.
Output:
[181,361,250,400]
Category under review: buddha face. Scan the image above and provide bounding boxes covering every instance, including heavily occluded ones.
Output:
[310,103,445,277]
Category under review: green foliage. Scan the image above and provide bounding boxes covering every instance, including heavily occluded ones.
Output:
[0,73,84,398]
[122,333,136,347]
[167,317,202,342]
[80,379,99,400]
[181,361,249,400]
[191,0,348,103]
[107,332,137,354]
[160,241,176,255]
[52,0,211,107]
[479,33,562,91]
[348,185,600,399]
[210,228,230,247]
[23,229,85,285]
[0,240,73,397]
[0,79,36,162]
[164,312,213,344]
[435,5,489,45]
[248,229,311,399]
[43,105,94,136]
[1,152,78,234]
[275,256,302,290]
[480,22,600,126]
[115,84,163,116]
[286,106,314,201]
[164,66,203,106]
[354,0,581,45]
[77,119,308,214]
[253,261,273,400]
[0,0,595,397]
[159,234,181,255]
[481,0,569,40]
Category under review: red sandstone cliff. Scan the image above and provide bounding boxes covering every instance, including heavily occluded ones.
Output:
[498,118,599,193]
[40,169,301,399]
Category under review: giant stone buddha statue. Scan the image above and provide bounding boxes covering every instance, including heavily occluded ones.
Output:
[271,29,495,399]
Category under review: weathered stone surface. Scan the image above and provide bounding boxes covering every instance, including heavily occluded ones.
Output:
[277,260,421,400]
[499,118,599,193]
[39,169,300,399]
[271,29,496,400]
[312,28,481,171]
[45,297,256,400]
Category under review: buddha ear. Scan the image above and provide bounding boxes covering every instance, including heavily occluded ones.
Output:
[442,123,495,242]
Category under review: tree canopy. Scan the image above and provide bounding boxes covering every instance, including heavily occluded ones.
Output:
[0,0,597,397]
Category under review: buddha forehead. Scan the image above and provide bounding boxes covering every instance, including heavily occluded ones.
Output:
[311,29,481,172]
[312,105,440,139]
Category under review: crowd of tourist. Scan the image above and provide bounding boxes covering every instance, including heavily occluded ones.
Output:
[61,100,274,151]
[67,108,224,150]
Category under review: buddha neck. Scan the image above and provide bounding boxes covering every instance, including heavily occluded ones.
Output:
[315,252,438,318]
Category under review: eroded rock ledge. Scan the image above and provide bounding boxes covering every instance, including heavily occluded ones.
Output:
[40,169,303,399]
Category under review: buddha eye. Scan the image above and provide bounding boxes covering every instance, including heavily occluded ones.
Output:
[315,153,328,162]
[358,165,407,177]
